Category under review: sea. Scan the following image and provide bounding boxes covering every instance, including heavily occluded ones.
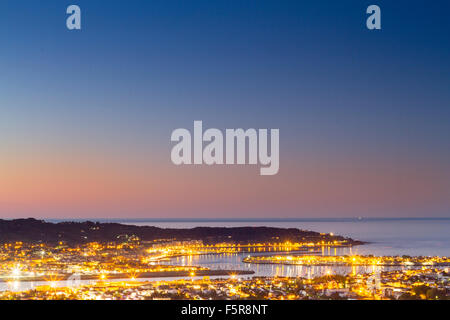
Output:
[2,218,449,292]
[117,218,450,277]
[113,218,450,256]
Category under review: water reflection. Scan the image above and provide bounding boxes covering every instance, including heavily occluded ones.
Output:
[162,246,419,278]
[0,245,434,292]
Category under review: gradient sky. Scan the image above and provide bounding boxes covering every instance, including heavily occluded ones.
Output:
[1,0,450,219]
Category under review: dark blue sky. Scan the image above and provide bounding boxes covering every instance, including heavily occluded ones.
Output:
[1,1,449,218]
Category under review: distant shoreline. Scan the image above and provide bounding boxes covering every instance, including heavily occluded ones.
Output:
[0,218,362,245]
[44,217,450,223]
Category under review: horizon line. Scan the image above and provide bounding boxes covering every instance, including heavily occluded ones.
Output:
[2,217,449,222]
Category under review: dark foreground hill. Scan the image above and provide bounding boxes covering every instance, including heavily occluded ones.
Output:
[0,218,363,245]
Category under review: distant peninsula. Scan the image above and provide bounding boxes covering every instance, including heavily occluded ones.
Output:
[0,218,365,246]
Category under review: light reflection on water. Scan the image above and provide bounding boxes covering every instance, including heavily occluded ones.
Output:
[0,246,415,292]
[0,247,413,292]
[4,218,449,292]
[163,246,414,278]
[123,218,450,257]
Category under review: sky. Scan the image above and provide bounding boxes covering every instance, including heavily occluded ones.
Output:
[0,0,449,219]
